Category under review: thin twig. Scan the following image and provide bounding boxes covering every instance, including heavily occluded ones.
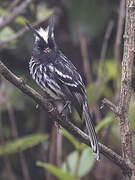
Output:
[102,98,118,115]
[97,20,114,84]
[79,31,92,84]
[57,132,62,168]
[0,78,31,180]
[7,102,31,180]
[0,103,17,180]
[8,0,20,12]
[0,60,132,175]
[0,0,33,30]
[0,17,50,46]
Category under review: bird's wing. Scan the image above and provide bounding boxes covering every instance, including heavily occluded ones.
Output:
[52,59,85,117]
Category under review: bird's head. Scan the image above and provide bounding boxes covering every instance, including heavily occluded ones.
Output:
[26,16,57,53]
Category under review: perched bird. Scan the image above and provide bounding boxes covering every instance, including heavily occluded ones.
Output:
[27,16,100,160]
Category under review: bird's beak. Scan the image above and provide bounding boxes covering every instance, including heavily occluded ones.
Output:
[26,22,43,40]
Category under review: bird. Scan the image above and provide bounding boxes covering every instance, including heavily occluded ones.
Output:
[27,16,100,160]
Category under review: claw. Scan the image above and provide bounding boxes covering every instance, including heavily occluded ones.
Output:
[36,104,39,109]
[68,103,72,114]
[48,103,54,112]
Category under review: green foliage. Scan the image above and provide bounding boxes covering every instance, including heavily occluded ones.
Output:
[36,5,52,21]
[0,26,15,42]
[0,133,48,155]
[86,82,105,104]
[95,113,114,133]
[62,148,95,178]
[62,128,85,151]
[78,147,95,177]
[15,16,26,25]
[0,7,4,15]
[104,59,117,80]
[63,0,112,42]
[37,161,74,180]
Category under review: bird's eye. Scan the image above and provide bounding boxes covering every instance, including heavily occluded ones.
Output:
[38,39,47,50]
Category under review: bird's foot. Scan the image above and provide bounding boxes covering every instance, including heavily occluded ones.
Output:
[43,98,63,103]
[61,113,68,121]
[59,101,71,115]
[48,103,55,112]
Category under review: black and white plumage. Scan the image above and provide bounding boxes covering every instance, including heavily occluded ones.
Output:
[27,16,100,160]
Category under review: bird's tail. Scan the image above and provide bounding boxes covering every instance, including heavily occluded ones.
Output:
[83,100,100,160]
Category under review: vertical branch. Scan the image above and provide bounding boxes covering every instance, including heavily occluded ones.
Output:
[7,103,30,180]
[101,1,135,178]
[48,125,57,180]
[7,102,31,180]
[0,118,17,180]
[118,0,134,166]
[0,78,31,180]
[79,31,92,84]
[56,132,62,168]
[114,0,126,100]
[97,20,114,84]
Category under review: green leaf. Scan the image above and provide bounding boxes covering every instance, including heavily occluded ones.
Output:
[62,148,95,178]
[62,151,78,176]
[62,129,85,150]
[36,6,52,21]
[0,133,48,155]
[37,161,74,180]
[0,7,4,15]
[78,147,95,177]
[15,16,26,25]
[0,27,15,42]
[95,113,114,133]
[62,129,80,150]
[104,59,117,80]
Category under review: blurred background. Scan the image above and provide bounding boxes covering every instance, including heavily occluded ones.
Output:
[0,0,134,179]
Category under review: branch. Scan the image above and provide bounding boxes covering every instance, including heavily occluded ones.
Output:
[0,0,33,30]
[0,17,50,46]
[0,60,132,174]
[97,20,114,84]
[114,0,125,100]
[102,98,119,115]
[117,0,134,163]
[79,31,92,84]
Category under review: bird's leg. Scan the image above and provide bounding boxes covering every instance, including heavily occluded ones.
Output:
[68,103,72,114]
[43,98,63,103]
[36,98,63,109]
[45,98,65,112]
[59,101,71,115]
